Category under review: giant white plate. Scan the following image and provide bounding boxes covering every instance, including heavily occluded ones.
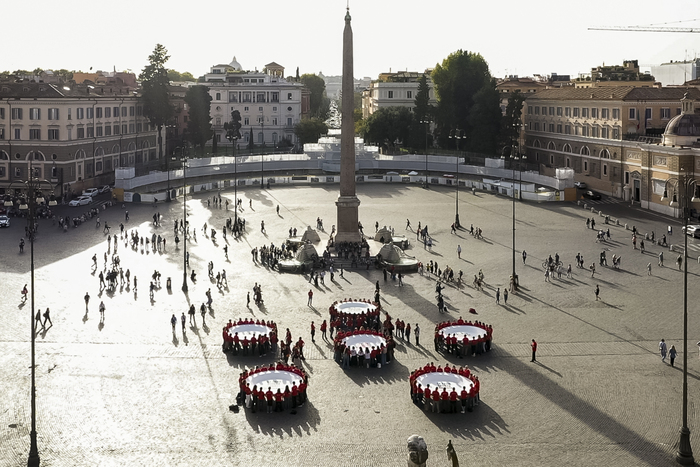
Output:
[438,325,488,341]
[342,333,386,350]
[227,323,274,340]
[245,370,303,393]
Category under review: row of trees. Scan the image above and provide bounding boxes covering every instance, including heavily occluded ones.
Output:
[358,50,524,156]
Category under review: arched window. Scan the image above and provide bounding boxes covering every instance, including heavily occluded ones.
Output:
[111,144,120,155]
[533,140,541,148]
[141,140,150,149]
[75,149,86,160]
[127,142,136,151]
[0,150,9,160]
[580,146,590,156]
[28,151,46,161]
[547,141,556,150]
[600,149,610,159]
[258,132,264,144]
[563,143,572,153]
[95,147,105,157]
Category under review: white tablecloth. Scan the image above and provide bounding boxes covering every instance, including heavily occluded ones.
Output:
[335,301,377,315]
[342,334,386,350]
[227,324,273,340]
[245,370,303,393]
[438,325,488,341]
[415,372,474,392]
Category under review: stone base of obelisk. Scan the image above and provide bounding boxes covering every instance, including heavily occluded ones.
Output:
[335,195,362,243]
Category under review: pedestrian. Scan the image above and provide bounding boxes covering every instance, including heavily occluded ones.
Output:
[640,239,645,253]
[647,263,652,276]
[84,292,90,310]
[307,289,313,306]
[531,339,537,362]
[247,291,251,307]
[200,303,207,324]
[677,254,683,270]
[595,285,600,301]
[659,339,668,362]
[99,301,105,317]
[34,310,42,327]
[414,324,421,346]
[42,307,52,326]
[311,321,316,343]
[503,289,508,305]
[496,288,500,305]
[181,312,186,332]
[567,264,572,278]
[406,218,411,230]
[171,314,177,332]
[522,250,527,264]
[589,262,596,278]
[457,245,462,259]
[188,304,196,325]
[670,345,677,367]
[658,251,664,267]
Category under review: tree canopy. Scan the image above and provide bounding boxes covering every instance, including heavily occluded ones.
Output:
[167,69,195,82]
[361,106,413,149]
[294,118,328,145]
[184,85,212,153]
[301,73,330,120]
[432,50,500,153]
[139,44,174,158]
[224,109,242,145]
[501,90,525,155]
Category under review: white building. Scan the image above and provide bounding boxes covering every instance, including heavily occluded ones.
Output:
[361,71,437,119]
[0,82,157,196]
[204,57,309,148]
[651,59,700,87]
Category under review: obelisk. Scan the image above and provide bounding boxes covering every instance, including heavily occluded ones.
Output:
[335,6,361,243]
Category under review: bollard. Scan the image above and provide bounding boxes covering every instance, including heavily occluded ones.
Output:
[616,219,620,226]
[577,200,582,206]
[591,207,596,213]
[625,223,628,230]
[583,203,588,209]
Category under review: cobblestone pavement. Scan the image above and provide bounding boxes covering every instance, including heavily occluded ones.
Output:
[1,184,699,466]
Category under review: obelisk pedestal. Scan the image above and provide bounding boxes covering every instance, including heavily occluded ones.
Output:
[335,7,362,243]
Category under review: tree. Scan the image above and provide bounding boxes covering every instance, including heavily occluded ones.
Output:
[501,90,525,154]
[184,85,212,153]
[301,73,330,120]
[361,107,413,149]
[167,69,195,82]
[139,44,174,160]
[248,129,255,150]
[413,74,433,124]
[431,50,500,153]
[468,81,502,155]
[294,118,328,145]
[224,110,242,151]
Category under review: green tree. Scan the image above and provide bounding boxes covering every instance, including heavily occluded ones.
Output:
[294,118,328,145]
[248,128,255,150]
[501,90,525,155]
[167,70,182,81]
[431,50,500,152]
[184,85,212,153]
[468,81,502,155]
[181,71,195,82]
[224,110,242,151]
[413,74,433,124]
[139,44,174,160]
[301,73,330,120]
[361,107,413,149]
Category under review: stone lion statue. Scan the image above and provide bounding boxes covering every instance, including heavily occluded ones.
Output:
[407,435,428,466]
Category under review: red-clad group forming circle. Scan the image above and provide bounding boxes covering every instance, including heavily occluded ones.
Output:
[410,363,481,413]
[333,329,394,368]
[222,318,278,356]
[329,299,381,327]
[238,363,309,413]
[434,319,493,357]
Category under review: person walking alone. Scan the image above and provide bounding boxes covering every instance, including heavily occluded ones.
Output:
[659,339,668,362]
[669,345,677,367]
[42,308,52,327]
[658,251,664,267]
[307,289,313,307]
[496,288,500,305]
[531,339,538,362]
[595,285,600,301]
[414,324,421,346]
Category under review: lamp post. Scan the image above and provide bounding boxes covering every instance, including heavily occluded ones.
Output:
[510,121,524,289]
[661,169,696,465]
[260,114,265,187]
[173,146,189,292]
[226,134,240,224]
[420,118,431,187]
[4,159,58,467]
[449,129,463,227]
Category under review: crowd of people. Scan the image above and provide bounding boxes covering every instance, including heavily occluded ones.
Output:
[237,363,309,413]
[409,363,481,413]
[433,319,493,357]
[328,299,381,333]
[222,318,278,356]
[332,329,395,368]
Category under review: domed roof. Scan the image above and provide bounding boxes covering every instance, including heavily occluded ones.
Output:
[664,113,700,137]
[229,56,242,71]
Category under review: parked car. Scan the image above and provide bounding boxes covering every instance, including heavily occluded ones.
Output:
[574,181,587,189]
[582,190,601,200]
[82,188,99,198]
[0,215,9,227]
[682,225,700,238]
[69,196,93,207]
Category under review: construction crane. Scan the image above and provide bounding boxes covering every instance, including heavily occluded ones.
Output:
[589,19,700,33]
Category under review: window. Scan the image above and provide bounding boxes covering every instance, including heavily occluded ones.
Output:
[216,92,221,100]
[548,124,555,132]
[129,106,135,117]
[601,108,609,119]
[122,124,127,135]
[29,129,40,140]
[566,158,571,168]
[582,108,589,118]
[0,167,4,177]
[661,108,671,119]
[603,164,607,176]
[533,122,540,131]
[87,126,94,138]
[229,92,238,103]
[629,108,637,119]
[77,108,84,119]
[77,127,85,139]
[287,117,293,126]
[95,107,102,118]
[534,106,540,115]
[244,117,250,125]
[113,106,119,117]
[215,118,221,126]
[96,126,103,137]
[556,124,562,133]
[549,107,555,116]
[625,172,630,184]
[12,108,23,119]
[113,125,120,135]
[121,107,127,117]
[591,108,598,119]
[86,107,93,119]
[573,108,579,117]
[677,107,682,115]
[565,125,571,135]
[48,108,59,120]
[0,108,4,119]
[244,106,249,112]
[584,161,588,171]
[288,93,293,100]
[256,93,265,103]
[273,107,277,111]
[48,129,59,140]
[272,117,278,125]
[407,91,412,99]
[259,107,263,112]
[388,91,394,98]
[0,128,3,139]
[258,117,264,125]
[105,107,111,118]
[15,167,21,177]
[645,108,652,120]
[550,155,554,165]
[565,107,571,117]
[613,127,620,139]
[556,107,562,116]
[612,108,620,119]
[105,125,111,136]
[591,126,599,138]
[29,108,40,120]
[129,123,134,133]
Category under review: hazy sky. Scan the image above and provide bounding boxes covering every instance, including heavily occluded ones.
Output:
[5,0,700,80]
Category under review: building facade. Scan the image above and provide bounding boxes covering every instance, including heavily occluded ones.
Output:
[0,82,158,197]
[361,71,437,119]
[203,57,308,149]
[524,87,700,215]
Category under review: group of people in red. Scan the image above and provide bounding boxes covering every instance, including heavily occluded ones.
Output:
[238,363,309,413]
[434,318,493,358]
[333,328,396,368]
[222,318,278,356]
[409,362,481,413]
[328,299,381,335]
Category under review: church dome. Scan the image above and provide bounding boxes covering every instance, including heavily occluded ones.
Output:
[229,56,242,71]
[663,113,700,137]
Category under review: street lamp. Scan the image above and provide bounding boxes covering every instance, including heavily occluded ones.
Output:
[510,121,525,290]
[661,169,696,465]
[4,159,58,467]
[420,119,431,188]
[173,146,189,292]
[449,129,464,227]
[226,134,240,224]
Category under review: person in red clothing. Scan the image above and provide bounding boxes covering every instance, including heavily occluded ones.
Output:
[440,388,449,413]
[432,388,441,413]
[449,388,458,413]
[320,320,327,340]
[283,385,291,410]
[274,389,283,412]
[291,382,299,408]
[531,339,537,362]
[265,387,274,413]
[424,385,432,411]
[460,386,469,413]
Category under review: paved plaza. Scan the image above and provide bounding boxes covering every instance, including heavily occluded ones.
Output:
[1,183,699,466]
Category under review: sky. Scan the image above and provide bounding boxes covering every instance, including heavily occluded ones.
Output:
[4,0,700,81]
